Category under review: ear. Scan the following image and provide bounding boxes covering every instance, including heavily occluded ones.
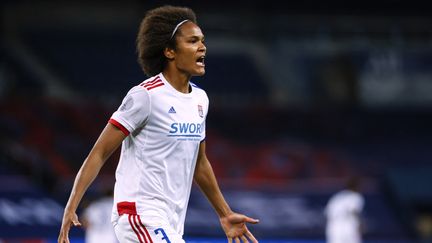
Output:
[164,47,175,60]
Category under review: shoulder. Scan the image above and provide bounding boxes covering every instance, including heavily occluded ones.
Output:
[125,75,164,98]
[121,85,151,108]
[190,81,205,92]
[138,75,165,93]
[191,82,208,100]
[118,78,156,109]
[343,190,364,206]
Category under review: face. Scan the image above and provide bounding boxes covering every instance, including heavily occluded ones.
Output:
[171,21,206,76]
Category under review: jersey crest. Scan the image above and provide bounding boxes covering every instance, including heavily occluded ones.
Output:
[198,105,203,118]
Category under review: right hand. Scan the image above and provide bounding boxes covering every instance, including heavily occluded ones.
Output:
[58,210,82,243]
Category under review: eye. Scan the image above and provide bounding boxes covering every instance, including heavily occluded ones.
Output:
[188,36,204,44]
[188,37,199,43]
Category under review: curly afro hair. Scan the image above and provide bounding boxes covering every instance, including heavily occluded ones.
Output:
[136,5,197,77]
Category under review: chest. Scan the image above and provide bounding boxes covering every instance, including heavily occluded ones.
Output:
[146,93,206,139]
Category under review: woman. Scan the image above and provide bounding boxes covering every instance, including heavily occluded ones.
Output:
[58,5,259,243]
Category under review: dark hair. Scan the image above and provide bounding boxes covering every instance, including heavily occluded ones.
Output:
[136,5,197,77]
[346,176,361,192]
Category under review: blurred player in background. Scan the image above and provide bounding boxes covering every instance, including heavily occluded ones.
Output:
[324,177,365,243]
[82,189,118,243]
[58,5,259,243]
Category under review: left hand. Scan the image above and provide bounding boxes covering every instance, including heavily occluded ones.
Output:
[220,212,259,243]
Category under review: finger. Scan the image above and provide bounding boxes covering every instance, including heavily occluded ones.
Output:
[59,221,73,243]
[58,232,70,243]
[63,236,70,243]
[241,235,248,243]
[244,216,259,224]
[58,229,68,243]
[235,237,240,243]
[228,237,232,243]
[64,229,70,243]
[245,230,258,243]
[72,219,82,227]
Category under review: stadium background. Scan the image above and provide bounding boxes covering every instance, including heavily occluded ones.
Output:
[1,0,432,242]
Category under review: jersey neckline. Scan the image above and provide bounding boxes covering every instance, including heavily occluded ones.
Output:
[158,73,195,98]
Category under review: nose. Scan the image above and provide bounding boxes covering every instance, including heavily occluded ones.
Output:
[199,41,206,52]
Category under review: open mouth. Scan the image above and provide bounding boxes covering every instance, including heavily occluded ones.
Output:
[196,56,205,66]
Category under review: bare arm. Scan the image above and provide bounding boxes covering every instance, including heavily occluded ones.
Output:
[194,141,259,243]
[194,141,231,217]
[58,123,126,243]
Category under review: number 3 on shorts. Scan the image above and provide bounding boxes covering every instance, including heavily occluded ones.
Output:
[154,228,171,243]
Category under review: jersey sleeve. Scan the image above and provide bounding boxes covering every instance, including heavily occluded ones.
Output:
[109,87,151,136]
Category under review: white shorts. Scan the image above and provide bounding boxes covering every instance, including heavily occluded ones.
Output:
[113,214,185,243]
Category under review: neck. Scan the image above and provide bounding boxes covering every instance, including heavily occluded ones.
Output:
[162,70,191,94]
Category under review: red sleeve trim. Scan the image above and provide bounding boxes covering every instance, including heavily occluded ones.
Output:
[109,118,130,136]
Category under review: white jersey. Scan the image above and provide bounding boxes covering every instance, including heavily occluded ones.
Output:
[109,73,208,236]
[83,197,118,243]
[325,189,364,243]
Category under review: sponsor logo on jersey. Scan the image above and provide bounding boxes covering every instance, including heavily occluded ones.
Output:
[168,122,203,138]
